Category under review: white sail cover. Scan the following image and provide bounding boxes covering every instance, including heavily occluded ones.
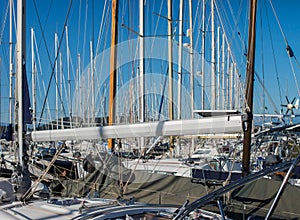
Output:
[31,115,242,142]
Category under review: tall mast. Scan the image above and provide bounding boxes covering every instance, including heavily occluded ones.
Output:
[87,67,90,123]
[55,33,59,128]
[188,0,195,150]
[168,0,174,148]
[226,45,230,108]
[210,0,216,110]
[139,0,145,150]
[221,33,225,109]
[0,59,1,126]
[76,53,80,126]
[201,0,205,110]
[17,0,26,167]
[90,41,95,125]
[176,0,183,157]
[31,28,36,131]
[234,64,239,108]
[242,0,257,176]
[59,51,64,129]
[229,62,233,109]
[177,0,183,120]
[189,0,194,115]
[9,0,14,140]
[217,26,220,109]
[66,26,72,128]
[108,0,118,153]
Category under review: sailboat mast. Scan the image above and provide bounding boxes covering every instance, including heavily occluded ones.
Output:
[210,0,216,110]
[139,0,145,151]
[217,26,220,109]
[242,0,257,176]
[177,0,183,120]
[17,0,26,167]
[176,0,183,157]
[229,62,233,109]
[59,51,64,129]
[55,33,59,129]
[189,0,194,115]
[9,0,14,139]
[66,26,72,128]
[139,0,144,123]
[221,33,225,109]
[90,41,95,123]
[201,0,205,110]
[168,0,174,148]
[76,53,80,126]
[31,28,36,131]
[90,41,95,125]
[226,46,230,108]
[0,59,1,124]
[188,0,195,150]
[108,0,118,153]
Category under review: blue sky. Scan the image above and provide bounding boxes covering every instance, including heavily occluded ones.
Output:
[1,0,300,125]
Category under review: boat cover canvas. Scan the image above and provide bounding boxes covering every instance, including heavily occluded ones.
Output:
[53,170,300,219]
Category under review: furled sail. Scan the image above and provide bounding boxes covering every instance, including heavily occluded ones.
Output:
[31,115,242,142]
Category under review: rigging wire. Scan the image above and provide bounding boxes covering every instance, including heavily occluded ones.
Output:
[219,0,246,67]
[197,0,204,54]
[288,56,300,97]
[96,7,110,120]
[269,0,300,96]
[122,0,137,122]
[118,1,132,123]
[147,0,165,120]
[147,0,164,75]
[268,0,288,46]
[193,0,201,51]
[213,2,238,72]
[76,0,82,55]
[259,3,266,118]
[0,1,9,44]
[92,0,94,49]
[32,0,53,62]
[35,0,73,127]
[254,72,279,115]
[23,144,66,201]
[35,0,54,50]
[264,0,283,107]
[0,1,18,82]
[94,0,109,120]
[218,0,248,91]
[95,0,108,55]
[81,0,89,76]
[32,31,53,123]
[0,1,10,75]
[214,1,246,110]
